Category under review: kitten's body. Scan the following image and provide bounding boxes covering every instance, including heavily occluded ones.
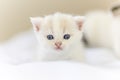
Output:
[31,13,85,62]
[83,11,120,58]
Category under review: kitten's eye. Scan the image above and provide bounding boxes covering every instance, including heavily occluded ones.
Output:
[47,35,54,40]
[63,34,70,40]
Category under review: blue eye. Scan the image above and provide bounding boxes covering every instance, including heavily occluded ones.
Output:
[47,35,54,40]
[63,34,70,40]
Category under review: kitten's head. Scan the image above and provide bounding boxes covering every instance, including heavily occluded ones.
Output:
[30,13,84,52]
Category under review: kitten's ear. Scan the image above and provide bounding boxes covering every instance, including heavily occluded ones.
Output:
[74,16,85,30]
[110,2,120,17]
[30,17,43,32]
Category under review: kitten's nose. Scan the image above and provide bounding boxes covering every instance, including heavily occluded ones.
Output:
[55,42,62,47]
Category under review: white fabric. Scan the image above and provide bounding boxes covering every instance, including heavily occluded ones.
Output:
[0,30,120,80]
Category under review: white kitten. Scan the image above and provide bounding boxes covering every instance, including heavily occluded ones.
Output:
[30,13,85,62]
[83,11,120,58]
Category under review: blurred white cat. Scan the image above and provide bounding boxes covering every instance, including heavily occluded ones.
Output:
[30,13,85,62]
[83,11,120,58]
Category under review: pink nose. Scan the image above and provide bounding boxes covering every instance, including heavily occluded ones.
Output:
[55,42,62,47]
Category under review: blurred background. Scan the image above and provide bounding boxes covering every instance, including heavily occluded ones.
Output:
[0,0,118,42]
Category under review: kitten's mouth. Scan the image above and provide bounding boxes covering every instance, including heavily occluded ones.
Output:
[54,47,63,50]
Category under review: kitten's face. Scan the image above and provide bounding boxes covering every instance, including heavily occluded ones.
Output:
[31,13,84,52]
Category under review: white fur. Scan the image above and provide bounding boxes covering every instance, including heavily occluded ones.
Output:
[30,13,85,62]
[83,11,120,58]
[111,18,120,58]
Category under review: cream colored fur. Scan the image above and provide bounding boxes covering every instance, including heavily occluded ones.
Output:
[30,13,85,62]
[83,11,120,58]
